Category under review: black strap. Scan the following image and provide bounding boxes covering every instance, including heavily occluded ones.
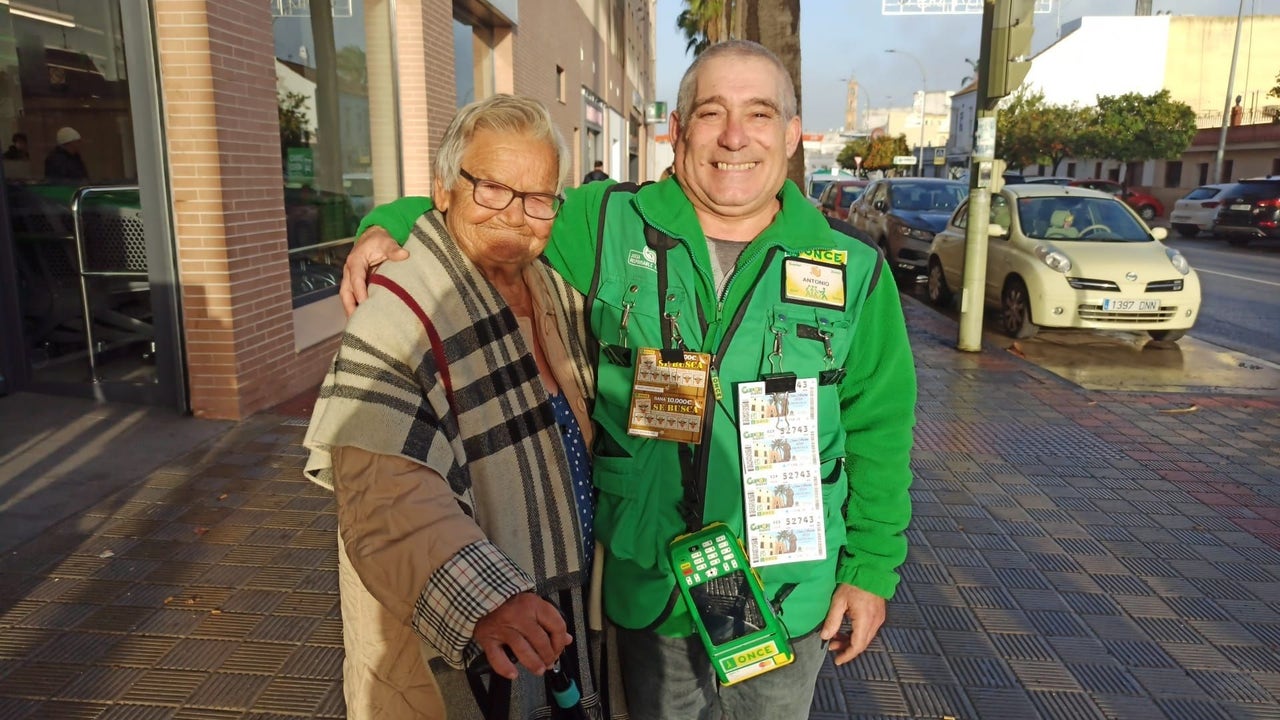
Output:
[645,224,684,361]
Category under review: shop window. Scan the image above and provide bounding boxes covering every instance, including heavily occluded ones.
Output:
[273,0,399,307]
[1164,161,1182,188]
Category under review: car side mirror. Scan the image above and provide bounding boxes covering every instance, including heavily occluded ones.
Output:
[1150,226,1168,240]
[989,224,1008,238]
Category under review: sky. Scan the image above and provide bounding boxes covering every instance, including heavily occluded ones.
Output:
[653,0,1280,132]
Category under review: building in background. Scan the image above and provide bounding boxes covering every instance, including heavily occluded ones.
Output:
[0,0,656,419]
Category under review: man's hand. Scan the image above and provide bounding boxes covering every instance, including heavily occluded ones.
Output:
[819,583,886,665]
[472,593,573,680]
[340,226,409,316]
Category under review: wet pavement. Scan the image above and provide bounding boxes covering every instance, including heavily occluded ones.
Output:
[0,296,1278,719]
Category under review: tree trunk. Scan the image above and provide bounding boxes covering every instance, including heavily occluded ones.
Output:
[745,0,804,188]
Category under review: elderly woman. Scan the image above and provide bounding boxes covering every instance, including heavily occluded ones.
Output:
[305,95,609,719]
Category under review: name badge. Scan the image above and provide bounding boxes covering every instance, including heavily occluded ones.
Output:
[782,258,845,309]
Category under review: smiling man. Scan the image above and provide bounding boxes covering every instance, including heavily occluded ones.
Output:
[342,40,916,720]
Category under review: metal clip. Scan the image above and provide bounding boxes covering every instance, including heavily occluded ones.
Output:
[619,301,633,349]
[768,328,784,374]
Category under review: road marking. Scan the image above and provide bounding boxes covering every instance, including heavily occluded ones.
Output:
[1195,267,1280,288]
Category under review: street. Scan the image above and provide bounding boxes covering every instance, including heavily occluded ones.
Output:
[1164,237,1280,368]
[903,234,1280,395]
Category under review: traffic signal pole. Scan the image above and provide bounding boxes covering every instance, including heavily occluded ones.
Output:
[958,0,1033,352]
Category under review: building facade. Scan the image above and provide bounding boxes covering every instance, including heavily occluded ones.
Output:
[0,0,656,420]
[945,14,1280,191]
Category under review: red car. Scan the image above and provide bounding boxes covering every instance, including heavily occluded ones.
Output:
[1068,179,1164,221]
[816,179,868,222]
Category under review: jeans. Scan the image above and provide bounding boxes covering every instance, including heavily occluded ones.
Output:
[615,626,826,720]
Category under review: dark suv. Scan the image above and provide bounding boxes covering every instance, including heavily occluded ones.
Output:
[1215,178,1280,246]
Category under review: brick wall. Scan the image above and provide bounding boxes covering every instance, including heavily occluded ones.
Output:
[397,1,456,195]
[155,0,329,420]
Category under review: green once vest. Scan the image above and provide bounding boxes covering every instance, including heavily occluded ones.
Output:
[584,185,885,638]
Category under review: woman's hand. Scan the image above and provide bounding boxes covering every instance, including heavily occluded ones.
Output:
[473,593,573,680]
[340,226,409,316]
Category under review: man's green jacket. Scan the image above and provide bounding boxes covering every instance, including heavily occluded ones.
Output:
[357,177,916,638]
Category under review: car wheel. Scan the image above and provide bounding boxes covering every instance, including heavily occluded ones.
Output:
[1147,329,1185,342]
[1173,224,1199,238]
[1000,278,1038,339]
[926,258,953,307]
[1137,205,1157,221]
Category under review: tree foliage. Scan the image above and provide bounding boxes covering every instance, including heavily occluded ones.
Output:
[997,89,1197,176]
[278,91,311,148]
[1081,90,1197,166]
[862,134,910,172]
[997,90,1089,173]
[836,137,870,170]
[1270,70,1280,100]
[677,1,741,55]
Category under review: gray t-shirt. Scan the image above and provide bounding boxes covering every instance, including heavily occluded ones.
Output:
[707,237,750,297]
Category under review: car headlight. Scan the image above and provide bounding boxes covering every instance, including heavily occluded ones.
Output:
[1166,248,1191,276]
[900,226,935,241]
[1034,244,1072,274]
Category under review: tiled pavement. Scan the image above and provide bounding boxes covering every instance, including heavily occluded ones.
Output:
[1,297,1278,719]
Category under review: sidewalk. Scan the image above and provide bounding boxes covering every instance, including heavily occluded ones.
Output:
[1,296,1278,719]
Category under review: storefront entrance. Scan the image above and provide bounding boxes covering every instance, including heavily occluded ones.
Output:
[0,3,183,408]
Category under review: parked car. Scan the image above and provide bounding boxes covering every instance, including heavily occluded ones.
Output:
[804,169,856,206]
[925,184,1200,342]
[1068,178,1164,221]
[816,179,868,222]
[848,177,968,277]
[1169,183,1238,238]
[1024,176,1073,186]
[1213,177,1280,246]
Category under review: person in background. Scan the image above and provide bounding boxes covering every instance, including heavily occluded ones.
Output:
[44,127,89,183]
[582,159,609,184]
[341,40,916,720]
[304,94,617,719]
[4,132,28,160]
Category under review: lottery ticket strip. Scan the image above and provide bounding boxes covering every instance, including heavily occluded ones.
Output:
[0,297,1278,719]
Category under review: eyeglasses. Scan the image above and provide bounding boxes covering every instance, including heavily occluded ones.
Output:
[458,169,563,220]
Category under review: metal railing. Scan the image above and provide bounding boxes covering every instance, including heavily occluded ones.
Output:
[70,184,143,384]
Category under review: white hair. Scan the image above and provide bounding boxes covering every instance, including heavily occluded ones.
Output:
[434,94,570,193]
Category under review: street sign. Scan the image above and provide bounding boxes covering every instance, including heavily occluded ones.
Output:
[893,155,916,166]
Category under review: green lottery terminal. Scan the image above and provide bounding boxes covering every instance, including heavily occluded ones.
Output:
[668,523,794,685]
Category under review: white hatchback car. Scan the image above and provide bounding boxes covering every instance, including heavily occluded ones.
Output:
[1169,183,1237,238]
[926,185,1201,342]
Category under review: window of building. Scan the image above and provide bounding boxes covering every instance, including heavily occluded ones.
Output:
[1094,161,1103,178]
[1164,161,1182,188]
[1066,162,1076,177]
[1125,162,1142,184]
[453,7,495,107]
[1197,163,1209,186]
[556,65,566,104]
[273,0,400,307]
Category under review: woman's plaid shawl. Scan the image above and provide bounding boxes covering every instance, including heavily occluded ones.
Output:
[304,209,608,717]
